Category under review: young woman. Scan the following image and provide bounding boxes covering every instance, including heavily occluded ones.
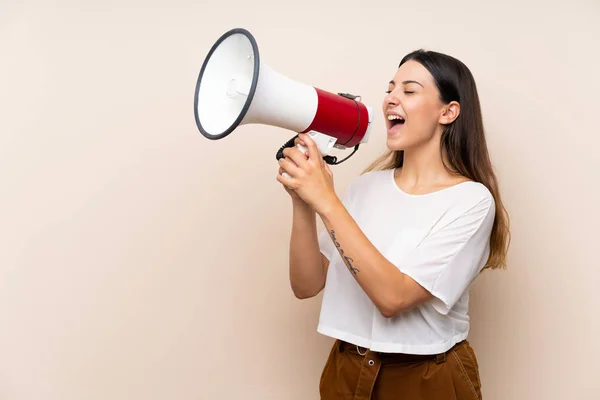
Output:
[276,49,510,400]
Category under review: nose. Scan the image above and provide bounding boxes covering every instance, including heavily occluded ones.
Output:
[383,90,399,108]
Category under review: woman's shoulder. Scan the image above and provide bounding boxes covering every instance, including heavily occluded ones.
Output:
[447,181,496,224]
[453,179,493,201]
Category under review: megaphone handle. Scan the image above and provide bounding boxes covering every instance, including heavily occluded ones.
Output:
[278,132,336,185]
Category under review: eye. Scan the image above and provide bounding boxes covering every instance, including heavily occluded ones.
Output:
[404,91,414,95]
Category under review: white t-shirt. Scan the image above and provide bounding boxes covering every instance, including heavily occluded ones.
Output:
[317,168,495,355]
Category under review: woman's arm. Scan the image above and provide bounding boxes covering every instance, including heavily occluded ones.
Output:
[288,199,330,299]
[318,199,433,318]
[277,133,431,316]
[278,135,493,317]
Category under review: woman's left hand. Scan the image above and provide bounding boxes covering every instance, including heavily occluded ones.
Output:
[276,133,340,215]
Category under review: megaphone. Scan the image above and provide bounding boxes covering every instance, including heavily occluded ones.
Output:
[193,28,373,166]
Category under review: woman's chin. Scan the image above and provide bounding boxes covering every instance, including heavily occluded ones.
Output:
[386,132,408,151]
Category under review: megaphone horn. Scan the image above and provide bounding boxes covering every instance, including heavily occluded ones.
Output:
[193,28,374,165]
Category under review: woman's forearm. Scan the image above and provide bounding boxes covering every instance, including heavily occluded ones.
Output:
[318,199,411,317]
[289,200,327,299]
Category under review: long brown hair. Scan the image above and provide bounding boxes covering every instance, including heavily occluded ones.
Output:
[364,49,510,270]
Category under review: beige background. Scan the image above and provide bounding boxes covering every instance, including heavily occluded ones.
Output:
[1,0,599,399]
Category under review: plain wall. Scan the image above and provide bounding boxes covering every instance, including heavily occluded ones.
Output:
[1,0,598,399]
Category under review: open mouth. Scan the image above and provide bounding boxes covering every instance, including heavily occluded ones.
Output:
[387,114,405,128]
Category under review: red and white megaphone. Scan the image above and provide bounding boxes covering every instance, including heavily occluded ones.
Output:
[193,28,373,167]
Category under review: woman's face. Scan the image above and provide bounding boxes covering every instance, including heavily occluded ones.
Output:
[382,60,447,151]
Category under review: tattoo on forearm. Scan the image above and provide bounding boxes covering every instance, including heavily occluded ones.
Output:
[329,229,360,276]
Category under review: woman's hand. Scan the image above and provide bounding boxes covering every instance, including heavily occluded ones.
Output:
[278,137,309,207]
[276,133,340,215]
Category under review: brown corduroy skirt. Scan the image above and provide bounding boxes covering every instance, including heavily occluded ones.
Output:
[319,339,482,400]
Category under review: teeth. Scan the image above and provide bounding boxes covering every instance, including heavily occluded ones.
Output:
[387,115,405,121]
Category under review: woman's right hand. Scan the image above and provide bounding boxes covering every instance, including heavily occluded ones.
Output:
[278,137,310,204]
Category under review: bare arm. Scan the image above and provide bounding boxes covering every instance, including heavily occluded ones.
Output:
[288,199,329,299]
[277,133,443,317]
[319,200,433,317]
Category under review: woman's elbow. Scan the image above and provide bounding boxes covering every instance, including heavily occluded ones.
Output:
[293,290,317,300]
[376,273,433,317]
[291,284,323,300]
[378,304,402,318]
[377,294,409,318]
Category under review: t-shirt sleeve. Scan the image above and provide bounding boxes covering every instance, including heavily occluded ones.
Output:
[318,180,356,261]
[398,195,495,314]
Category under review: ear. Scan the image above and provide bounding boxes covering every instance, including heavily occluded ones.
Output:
[439,101,460,125]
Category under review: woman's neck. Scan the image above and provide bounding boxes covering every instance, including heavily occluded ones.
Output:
[395,136,466,192]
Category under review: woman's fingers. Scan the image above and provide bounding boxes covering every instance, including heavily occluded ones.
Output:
[298,133,321,163]
[278,155,302,178]
[276,166,296,189]
[294,136,307,147]
[283,146,309,168]
[293,138,308,157]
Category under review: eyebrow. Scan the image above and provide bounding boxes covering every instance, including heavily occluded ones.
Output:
[389,80,424,87]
